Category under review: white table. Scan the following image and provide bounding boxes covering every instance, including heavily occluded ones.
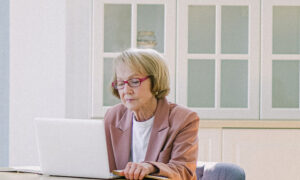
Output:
[0,172,126,180]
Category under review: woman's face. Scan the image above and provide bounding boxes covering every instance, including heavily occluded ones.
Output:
[116,64,155,112]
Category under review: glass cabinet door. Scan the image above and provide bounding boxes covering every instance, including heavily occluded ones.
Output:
[177,0,260,119]
[92,0,176,118]
[104,4,132,52]
[261,0,300,119]
[137,4,165,53]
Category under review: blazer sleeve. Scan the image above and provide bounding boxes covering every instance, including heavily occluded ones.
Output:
[146,111,200,180]
[104,108,117,172]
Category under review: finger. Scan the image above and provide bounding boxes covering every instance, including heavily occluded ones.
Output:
[133,166,142,180]
[124,162,132,179]
[128,163,137,179]
[139,169,147,180]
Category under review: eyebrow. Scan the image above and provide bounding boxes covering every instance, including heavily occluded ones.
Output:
[116,74,141,81]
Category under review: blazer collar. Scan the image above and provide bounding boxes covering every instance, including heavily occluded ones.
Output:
[115,98,170,132]
[116,107,132,132]
[112,109,133,169]
[144,98,170,161]
[113,98,170,166]
[152,97,170,132]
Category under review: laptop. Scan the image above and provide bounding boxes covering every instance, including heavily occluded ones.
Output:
[35,117,118,179]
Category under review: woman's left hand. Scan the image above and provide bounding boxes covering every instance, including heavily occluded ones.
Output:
[123,162,157,180]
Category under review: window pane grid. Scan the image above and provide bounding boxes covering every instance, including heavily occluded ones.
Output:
[185,2,252,117]
[95,0,261,119]
[137,4,165,52]
[188,5,216,54]
[221,60,248,108]
[221,6,249,54]
[103,58,121,106]
[261,1,300,119]
[273,6,300,54]
[188,59,215,108]
[272,60,300,108]
[101,2,167,107]
[104,4,132,52]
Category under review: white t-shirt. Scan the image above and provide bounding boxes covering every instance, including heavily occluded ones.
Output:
[131,115,154,163]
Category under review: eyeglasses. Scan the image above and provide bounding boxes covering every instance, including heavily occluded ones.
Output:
[112,76,149,90]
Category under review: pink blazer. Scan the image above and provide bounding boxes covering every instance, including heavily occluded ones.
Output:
[104,98,200,180]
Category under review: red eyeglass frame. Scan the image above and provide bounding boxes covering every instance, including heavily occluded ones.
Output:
[112,76,149,89]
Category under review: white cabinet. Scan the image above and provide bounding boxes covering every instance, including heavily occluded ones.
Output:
[198,128,222,162]
[89,0,300,120]
[198,126,300,180]
[222,129,300,180]
[261,0,300,119]
[177,0,260,119]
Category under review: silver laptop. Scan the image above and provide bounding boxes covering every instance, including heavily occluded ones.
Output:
[35,117,118,179]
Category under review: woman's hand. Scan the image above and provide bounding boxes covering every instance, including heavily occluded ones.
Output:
[123,162,157,180]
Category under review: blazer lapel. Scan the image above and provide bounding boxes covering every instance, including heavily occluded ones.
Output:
[111,109,133,169]
[144,98,170,162]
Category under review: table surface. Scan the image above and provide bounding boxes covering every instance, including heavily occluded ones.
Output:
[0,172,126,180]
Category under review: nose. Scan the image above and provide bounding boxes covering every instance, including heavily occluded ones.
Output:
[123,83,133,94]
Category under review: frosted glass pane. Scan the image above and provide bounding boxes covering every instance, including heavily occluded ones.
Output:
[103,58,121,106]
[221,6,248,54]
[104,4,131,52]
[273,6,300,54]
[188,60,215,107]
[272,60,299,108]
[137,5,164,53]
[188,6,215,54]
[221,60,248,108]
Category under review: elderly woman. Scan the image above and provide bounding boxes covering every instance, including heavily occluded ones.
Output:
[104,48,200,180]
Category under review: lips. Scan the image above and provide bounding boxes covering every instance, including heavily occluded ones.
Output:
[126,99,135,102]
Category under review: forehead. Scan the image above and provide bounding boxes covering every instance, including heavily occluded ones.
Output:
[115,63,144,79]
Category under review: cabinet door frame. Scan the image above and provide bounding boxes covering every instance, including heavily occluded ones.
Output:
[91,0,176,118]
[177,0,260,119]
[261,0,300,119]
[223,129,300,179]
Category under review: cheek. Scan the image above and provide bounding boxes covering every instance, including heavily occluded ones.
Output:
[118,91,124,100]
[138,87,153,99]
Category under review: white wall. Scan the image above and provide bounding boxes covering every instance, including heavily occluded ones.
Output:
[65,0,91,119]
[10,0,66,166]
[9,0,92,166]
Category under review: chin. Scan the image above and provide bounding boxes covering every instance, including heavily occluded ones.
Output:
[123,102,138,111]
[126,105,138,111]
